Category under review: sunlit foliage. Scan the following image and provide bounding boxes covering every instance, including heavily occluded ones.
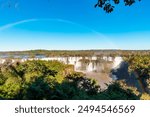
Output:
[0,60,139,100]
[126,55,150,93]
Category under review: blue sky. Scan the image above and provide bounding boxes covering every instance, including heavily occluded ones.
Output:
[0,0,150,51]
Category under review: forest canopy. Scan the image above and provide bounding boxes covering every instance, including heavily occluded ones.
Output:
[0,60,140,100]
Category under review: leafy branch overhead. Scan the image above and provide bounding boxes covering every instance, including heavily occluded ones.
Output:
[95,0,141,13]
[0,0,141,13]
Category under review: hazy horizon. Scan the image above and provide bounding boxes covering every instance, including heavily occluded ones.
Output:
[0,47,150,52]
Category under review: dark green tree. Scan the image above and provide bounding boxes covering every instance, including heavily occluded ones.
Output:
[95,0,141,13]
[0,0,141,13]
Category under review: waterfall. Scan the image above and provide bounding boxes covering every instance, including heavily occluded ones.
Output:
[0,59,6,64]
[0,56,124,74]
[74,61,81,71]
[112,57,123,69]
[86,62,93,72]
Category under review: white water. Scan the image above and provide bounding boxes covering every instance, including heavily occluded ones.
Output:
[75,61,81,71]
[87,62,93,72]
[0,56,124,88]
[112,57,123,69]
[0,56,123,72]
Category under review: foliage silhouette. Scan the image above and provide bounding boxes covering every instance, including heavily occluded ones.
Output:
[98,82,139,100]
[95,0,141,13]
[0,0,141,13]
[20,77,53,100]
[17,72,139,100]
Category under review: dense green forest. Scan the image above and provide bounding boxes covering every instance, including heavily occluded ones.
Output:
[0,53,149,100]
[0,60,138,100]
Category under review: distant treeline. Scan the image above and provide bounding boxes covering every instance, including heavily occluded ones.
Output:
[0,50,150,58]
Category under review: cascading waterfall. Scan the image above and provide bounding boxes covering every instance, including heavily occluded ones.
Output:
[0,56,123,75]
[86,62,93,72]
[0,56,124,89]
[112,57,123,69]
[74,61,81,71]
[111,56,124,80]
